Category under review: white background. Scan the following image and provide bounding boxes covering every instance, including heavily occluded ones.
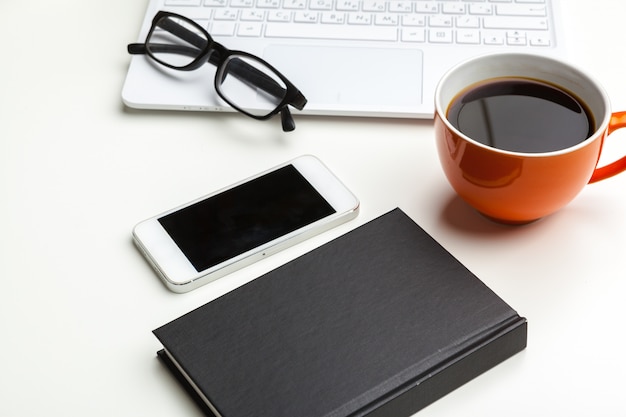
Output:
[2,1,626,416]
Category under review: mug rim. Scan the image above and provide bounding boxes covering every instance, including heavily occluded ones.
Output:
[434,52,612,158]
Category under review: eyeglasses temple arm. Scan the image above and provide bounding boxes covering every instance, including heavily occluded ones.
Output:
[159,16,208,50]
[223,58,286,96]
[127,43,199,58]
[280,107,296,132]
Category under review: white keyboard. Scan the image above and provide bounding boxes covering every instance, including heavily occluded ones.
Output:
[162,0,555,47]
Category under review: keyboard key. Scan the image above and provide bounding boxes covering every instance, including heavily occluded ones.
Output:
[529,34,551,46]
[484,32,505,45]
[214,9,239,20]
[363,1,387,12]
[238,22,264,36]
[321,12,346,24]
[165,0,202,5]
[483,16,548,30]
[336,1,360,11]
[496,4,547,16]
[401,28,426,42]
[469,4,493,14]
[506,30,527,45]
[429,16,453,27]
[429,29,453,43]
[442,3,466,14]
[456,29,481,44]
[402,14,426,26]
[349,13,373,25]
[265,23,398,41]
[309,0,333,10]
[283,0,306,9]
[388,2,412,13]
[241,10,265,21]
[456,15,480,28]
[231,0,254,6]
[375,14,399,26]
[211,21,236,36]
[267,10,292,21]
[294,11,319,23]
[257,0,280,8]
[507,35,527,45]
[415,2,439,13]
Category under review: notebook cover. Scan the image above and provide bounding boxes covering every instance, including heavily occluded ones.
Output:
[153,208,527,417]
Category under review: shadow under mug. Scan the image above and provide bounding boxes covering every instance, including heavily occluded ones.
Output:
[434,52,626,224]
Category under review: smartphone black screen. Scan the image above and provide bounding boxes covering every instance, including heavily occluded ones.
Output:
[158,164,335,272]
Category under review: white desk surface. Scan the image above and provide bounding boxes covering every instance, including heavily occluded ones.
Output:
[2,1,626,416]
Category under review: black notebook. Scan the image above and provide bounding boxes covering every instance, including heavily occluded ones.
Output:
[153,208,527,417]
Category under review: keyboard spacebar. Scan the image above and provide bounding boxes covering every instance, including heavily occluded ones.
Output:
[483,16,548,30]
[265,23,398,41]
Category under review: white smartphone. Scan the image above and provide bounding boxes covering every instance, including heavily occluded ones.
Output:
[133,155,360,293]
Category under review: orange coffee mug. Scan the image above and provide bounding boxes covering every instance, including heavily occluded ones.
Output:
[434,53,626,224]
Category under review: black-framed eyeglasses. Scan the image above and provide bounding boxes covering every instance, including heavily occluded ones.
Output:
[127,11,307,132]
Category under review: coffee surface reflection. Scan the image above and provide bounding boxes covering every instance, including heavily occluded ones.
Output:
[447,77,595,153]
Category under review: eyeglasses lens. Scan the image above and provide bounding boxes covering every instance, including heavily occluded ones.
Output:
[146,16,208,68]
[217,55,288,118]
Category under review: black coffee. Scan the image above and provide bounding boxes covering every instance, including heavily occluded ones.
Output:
[446,77,595,153]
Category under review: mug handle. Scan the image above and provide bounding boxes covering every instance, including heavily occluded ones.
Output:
[589,111,626,183]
